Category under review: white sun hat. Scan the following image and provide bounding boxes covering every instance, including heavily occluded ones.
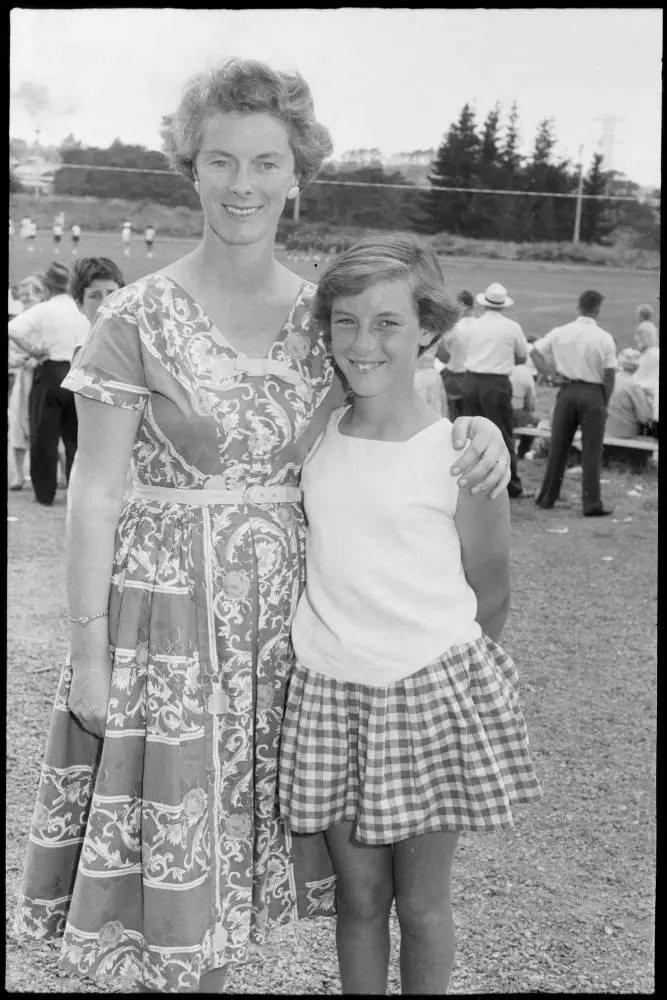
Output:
[476,282,514,309]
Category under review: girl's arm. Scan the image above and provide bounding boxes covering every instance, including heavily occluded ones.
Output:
[454,485,511,642]
[450,416,511,500]
[66,395,141,737]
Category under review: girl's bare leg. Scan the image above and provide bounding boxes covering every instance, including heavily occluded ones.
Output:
[325,821,394,995]
[393,830,460,995]
[10,447,26,487]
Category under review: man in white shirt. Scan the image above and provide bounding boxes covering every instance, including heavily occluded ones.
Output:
[531,289,618,517]
[7,262,90,506]
[436,289,475,422]
[461,282,530,498]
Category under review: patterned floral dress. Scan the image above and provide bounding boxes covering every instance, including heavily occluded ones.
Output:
[14,275,338,993]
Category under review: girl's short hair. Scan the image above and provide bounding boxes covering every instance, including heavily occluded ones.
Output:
[161,57,333,186]
[69,257,125,306]
[313,235,460,354]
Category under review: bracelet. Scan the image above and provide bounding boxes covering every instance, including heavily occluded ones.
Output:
[68,610,109,627]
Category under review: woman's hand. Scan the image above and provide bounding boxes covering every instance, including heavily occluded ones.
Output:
[68,658,112,739]
[450,416,511,500]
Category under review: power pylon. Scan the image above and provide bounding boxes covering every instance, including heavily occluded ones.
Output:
[593,115,626,174]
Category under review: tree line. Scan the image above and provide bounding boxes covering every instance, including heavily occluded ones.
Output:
[12,105,659,248]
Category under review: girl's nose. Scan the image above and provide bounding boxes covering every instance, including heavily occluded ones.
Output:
[352,324,376,353]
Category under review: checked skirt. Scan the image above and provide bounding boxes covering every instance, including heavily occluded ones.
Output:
[278,634,542,845]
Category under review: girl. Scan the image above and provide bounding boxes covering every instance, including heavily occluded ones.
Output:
[279,235,542,995]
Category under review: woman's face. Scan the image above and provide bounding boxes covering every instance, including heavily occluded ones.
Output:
[81,279,121,324]
[194,111,297,248]
[18,282,44,309]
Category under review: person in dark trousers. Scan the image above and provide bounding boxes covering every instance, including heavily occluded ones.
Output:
[531,290,618,517]
[7,262,90,506]
[436,290,475,422]
[461,282,530,498]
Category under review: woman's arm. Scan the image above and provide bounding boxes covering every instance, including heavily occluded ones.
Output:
[449,416,511,500]
[66,395,141,737]
[455,484,511,642]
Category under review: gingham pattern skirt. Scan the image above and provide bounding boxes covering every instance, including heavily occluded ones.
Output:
[278,635,542,845]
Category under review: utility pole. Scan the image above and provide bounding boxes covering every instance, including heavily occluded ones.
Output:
[293,187,300,224]
[573,145,584,245]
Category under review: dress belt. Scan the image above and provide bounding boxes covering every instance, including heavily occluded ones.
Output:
[131,483,302,505]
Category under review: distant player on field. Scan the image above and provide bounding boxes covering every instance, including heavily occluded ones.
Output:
[9,218,15,238]
[20,217,31,241]
[121,221,132,258]
[26,220,37,252]
[53,220,63,254]
[71,224,81,255]
[144,224,156,258]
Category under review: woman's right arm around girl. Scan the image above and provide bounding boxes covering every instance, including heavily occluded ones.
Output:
[66,397,139,738]
[454,484,511,643]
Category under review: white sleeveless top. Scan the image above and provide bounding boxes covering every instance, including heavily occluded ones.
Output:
[292,407,481,685]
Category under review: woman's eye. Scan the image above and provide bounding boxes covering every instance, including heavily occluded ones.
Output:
[333,318,354,326]
[259,162,279,171]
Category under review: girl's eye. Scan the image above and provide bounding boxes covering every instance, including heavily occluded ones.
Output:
[378,319,400,329]
[332,318,354,326]
[259,162,279,171]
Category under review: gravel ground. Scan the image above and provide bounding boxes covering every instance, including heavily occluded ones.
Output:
[6,456,656,994]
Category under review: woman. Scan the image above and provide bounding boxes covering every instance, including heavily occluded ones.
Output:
[634,305,659,433]
[8,274,46,490]
[14,58,510,994]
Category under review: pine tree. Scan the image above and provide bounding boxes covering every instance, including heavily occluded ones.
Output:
[497,102,525,241]
[412,103,480,235]
[580,153,614,244]
[523,119,576,241]
[468,103,502,238]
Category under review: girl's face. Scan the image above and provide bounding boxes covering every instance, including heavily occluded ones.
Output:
[330,278,433,400]
[81,279,120,324]
[194,111,297,248]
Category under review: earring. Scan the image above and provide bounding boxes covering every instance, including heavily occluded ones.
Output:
[286,184,299,200]
[193,177,200,192]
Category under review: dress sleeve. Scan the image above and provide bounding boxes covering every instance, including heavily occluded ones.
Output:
[62,295,150,411]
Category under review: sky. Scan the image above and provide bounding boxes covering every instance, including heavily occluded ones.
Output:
[9,8,663,188]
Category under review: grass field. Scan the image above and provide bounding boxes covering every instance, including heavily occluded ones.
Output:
[6,457,656,994]
[9,231,660,350]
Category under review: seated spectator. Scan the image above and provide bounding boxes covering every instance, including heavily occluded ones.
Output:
[604,347,654,472]
[605,348,653,438]
[633,305,659,429]
[415,343,447,416]
[436,289,474,422]
[510,357,539,459]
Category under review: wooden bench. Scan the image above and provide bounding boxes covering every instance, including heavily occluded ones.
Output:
[513,426,659,454]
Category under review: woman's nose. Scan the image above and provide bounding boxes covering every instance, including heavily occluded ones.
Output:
[229,167,253,195]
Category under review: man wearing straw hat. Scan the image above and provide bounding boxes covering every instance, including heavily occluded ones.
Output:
[461,282,530,498]
[531,289,618,516]
[7,261,89,506]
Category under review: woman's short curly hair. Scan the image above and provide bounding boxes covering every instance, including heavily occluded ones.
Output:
[313,235,460,355]
[161,57,333,186]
